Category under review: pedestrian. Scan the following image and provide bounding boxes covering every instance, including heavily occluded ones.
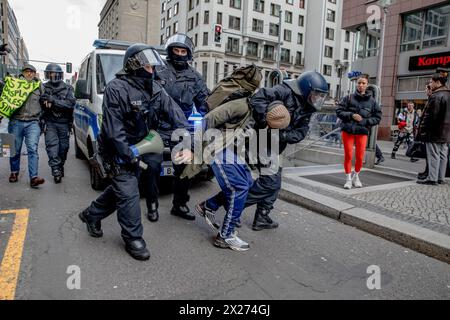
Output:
[192,99,291,251]
[416,70,450,185]
[143,33,210,223]
[336,74,382,189]
[40,64,76,183]
[374,144,385,165]
[1,64,46,188]
[417,81,434,180]
[196,71,329,231]
[79,44,191,261]
[391,101,419,160]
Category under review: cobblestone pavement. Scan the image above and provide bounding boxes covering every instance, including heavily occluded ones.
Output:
[351,184,450,228]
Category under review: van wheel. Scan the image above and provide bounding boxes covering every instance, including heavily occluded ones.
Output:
[74,133,86,160]
[89,162,107,191]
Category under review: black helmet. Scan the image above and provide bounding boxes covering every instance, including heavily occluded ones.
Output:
[124,43,163,73]
[165,33,195,60]
[45,63,64,83]
[284,71,329,111]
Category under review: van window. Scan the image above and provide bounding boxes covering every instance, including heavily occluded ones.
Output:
[79,58,89,80]
[86,58,92,95]
[96,54,124,94]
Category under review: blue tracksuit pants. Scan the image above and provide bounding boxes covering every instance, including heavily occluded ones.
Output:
[206,151,253,238]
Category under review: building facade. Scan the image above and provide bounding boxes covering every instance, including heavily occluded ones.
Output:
[0,0,29,71]
[99,0,160,45]
[158,0,353,95]
[342,0,450,140]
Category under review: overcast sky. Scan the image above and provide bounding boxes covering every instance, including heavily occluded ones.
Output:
[9,0,106,78]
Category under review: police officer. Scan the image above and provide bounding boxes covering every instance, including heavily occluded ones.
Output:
[79,44,190,261]
[40,64,76,183]
[202,72,329,231]
[145,33,210,222]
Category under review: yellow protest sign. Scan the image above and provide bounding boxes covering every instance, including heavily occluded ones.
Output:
[0,76,40,119]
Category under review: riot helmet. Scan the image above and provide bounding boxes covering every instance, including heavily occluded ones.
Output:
[284,71,329,111]
[45,63,64,83]
[124,43,164,74]
[165,33,195,67]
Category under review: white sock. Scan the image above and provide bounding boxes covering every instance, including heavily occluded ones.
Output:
[346,173,352,181]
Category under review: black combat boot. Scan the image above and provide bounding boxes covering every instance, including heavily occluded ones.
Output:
[147,202,159,223]
[391,152,396,159]
[52,168,62,184]
[252,208,279,231]
[125,239,150,261]
[79,209,103,238]
[171,204,196,221]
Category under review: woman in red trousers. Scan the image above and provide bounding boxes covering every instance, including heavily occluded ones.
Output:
[336,74,382,189]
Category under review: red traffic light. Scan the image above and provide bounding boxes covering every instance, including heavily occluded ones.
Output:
[214,24,222,33]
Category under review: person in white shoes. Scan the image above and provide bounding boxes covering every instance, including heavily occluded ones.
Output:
[336,74,382,190]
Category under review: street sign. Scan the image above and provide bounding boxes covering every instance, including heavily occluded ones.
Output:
[409,51,450,71]
[0,133,16,158]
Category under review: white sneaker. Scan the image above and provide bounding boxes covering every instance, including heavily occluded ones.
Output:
[214,234,249,251]
[352,174,363,188]
[344,180,353,190]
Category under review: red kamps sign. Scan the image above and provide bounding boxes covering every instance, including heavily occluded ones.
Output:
[409,51,450,71]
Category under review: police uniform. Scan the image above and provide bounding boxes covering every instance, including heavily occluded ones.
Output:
[145,33,209,221]
[41,79,76,180]
[80,44,189,261]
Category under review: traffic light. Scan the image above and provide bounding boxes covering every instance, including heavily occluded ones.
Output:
[66,62,73,73]
[214,24,222,43]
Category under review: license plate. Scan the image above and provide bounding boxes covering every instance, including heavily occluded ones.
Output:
[162,167,174,176]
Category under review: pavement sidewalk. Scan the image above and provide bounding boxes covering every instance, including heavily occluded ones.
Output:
[279,163,450,264]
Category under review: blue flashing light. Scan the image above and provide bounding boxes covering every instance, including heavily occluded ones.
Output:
[93,39,134,50]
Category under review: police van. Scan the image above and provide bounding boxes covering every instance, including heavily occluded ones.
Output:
[74,39,188,190]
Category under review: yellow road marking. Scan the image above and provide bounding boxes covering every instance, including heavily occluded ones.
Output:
[0,209,30,300]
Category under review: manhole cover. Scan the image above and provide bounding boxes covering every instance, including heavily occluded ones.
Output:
[301,171,411,188]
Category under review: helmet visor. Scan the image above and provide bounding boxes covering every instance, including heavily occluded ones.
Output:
[135,49,163,67]
[45,71,63,82]
[308,91,328,110]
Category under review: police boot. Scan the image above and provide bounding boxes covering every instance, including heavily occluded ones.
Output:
[252,208,279,231]
[147,202,159,223]
[391,152,396,159]
[125,239,150,261]
[171,204,196,221]
[79,209,103,238]
[52,169,63,184]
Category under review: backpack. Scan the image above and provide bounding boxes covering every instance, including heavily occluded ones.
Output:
[207,64,262,111]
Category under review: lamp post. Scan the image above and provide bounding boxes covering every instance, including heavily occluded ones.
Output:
[376,0,393,86]
[276,9,282,69]
[16,37,22,70]
[334,60,349,100]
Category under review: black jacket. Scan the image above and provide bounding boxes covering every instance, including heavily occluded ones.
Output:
[156,62,210,120]
[250,82,317,153]
[98,72,189,164]
[40,81,76,123]
[336,91,382,135]
[416,86,450,143]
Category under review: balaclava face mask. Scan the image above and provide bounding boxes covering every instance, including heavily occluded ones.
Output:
[168,50,190,70]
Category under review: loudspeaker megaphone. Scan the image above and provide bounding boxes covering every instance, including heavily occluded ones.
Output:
[130,130,164,157]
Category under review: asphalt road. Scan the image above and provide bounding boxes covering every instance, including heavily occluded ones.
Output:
[0,135,449,300]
